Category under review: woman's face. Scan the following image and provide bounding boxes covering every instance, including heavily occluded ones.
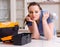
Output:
[28,5,41,21]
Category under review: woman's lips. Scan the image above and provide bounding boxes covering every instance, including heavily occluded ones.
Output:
[31,17,36,20]
[32,16,35,18]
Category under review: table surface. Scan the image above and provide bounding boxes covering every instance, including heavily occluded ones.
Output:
[0,29,60,47]
[0,38,60,47]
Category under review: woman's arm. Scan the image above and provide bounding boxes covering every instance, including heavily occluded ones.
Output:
[42,12,54,40]
[28,21,40,39]
[42,20,54,40]
[25,16,40,39]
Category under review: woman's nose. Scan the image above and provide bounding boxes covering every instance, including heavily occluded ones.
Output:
[32,13,35,16]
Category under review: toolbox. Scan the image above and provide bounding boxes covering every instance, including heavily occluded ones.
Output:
[13,33,32,45]
[0,22,32,45]
[0,22,19,38]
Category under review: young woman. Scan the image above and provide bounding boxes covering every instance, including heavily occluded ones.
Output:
[25,2,56,40]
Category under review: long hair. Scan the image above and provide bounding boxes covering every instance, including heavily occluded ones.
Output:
[24,2,42,25]
[28,2,42,10]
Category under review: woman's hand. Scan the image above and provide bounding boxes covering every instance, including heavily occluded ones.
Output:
[25,16,35,22]
[42,12,49,21]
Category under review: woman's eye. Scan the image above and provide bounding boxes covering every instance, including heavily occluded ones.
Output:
[35,11,38,13]
[29,11,38,14]
[29,11,33,14]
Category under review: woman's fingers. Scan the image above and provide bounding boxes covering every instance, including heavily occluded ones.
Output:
[25,17,33,22]
[43,12,49,20]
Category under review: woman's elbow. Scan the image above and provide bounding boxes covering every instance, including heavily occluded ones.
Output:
[46,36,53,40]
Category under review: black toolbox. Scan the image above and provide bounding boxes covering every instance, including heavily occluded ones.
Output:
[0,22,32,45]
[13,33,32,45]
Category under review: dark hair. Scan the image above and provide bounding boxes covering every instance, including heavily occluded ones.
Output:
[24,2,42,25]
[28,2,42,10]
